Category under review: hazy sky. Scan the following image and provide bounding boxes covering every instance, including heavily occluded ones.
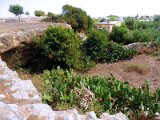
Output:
[0,0,160,18]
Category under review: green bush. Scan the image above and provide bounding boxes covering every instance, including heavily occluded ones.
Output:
[83,30,136,62]
[110,26,128,44]
[42,67,160,119]
[110,21,160,44]
[34,26,83,69]
[132,30,152,42]
[83,29,108,62]
[103,42,136,62]
[34,10,45,17]
[45,13,65,23]
[124,17,135,30]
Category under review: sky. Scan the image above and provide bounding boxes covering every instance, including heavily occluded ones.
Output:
[0,0,160,18]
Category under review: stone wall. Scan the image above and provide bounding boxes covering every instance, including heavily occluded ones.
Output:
[124,42,159,50]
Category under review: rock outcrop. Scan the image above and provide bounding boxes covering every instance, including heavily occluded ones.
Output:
[0,56,129,120]
[0,23,71,53]
[125,41,159,50]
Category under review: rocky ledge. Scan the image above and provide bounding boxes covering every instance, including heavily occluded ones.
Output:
[0,23,71,53]
[0,57,130,120]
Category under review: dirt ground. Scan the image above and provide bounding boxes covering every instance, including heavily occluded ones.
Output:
[84,54,160,91]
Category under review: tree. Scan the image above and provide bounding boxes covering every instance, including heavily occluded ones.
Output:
[34,10,45,17]
[25,11,30,16]
[62,4,92,32]
[34,26,82,69]
[9,4,24,16]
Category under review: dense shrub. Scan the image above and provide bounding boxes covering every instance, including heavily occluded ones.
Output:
[109,26,128,44]
[34,26,82,69]
[34,10,45,17]
[124,17,135,30]
[132,29,152,42]
[42,67,160,119]
[45,13,65,23]
[110,21,160,44]
[103,42,136,62]
[83,30,136,62]
[83,29,108,62]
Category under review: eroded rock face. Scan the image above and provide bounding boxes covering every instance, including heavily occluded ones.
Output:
[0,56,130,120]
[0,23,71,53]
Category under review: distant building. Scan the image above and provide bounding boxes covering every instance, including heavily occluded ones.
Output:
[96,21,122,32]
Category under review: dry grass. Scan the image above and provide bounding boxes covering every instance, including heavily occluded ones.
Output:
[137,47,156,55]
[125,63,150,75]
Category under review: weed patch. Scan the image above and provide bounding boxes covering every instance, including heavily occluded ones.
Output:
[125,63,150,75]
[42,67,160,119]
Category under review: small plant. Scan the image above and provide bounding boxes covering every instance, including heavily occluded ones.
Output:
[125,63,150,75]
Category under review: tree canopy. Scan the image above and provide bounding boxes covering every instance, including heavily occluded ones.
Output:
[9,4,24,16]
[62,4,92,32]
[108,15,119,21]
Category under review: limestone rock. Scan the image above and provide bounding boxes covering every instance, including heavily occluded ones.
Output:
[0,23,71,53]
[100,112,129,120]
[125,41,159,50]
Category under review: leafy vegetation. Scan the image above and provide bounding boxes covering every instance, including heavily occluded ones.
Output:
[33,26,82,69]
[108,15,119,21]
[42,67,160,119]
[29,26,135,71]
[110,19,160,44]
[9,4,24,16]
[34,10,45,17]
[45,13,65,23]
[83,29,136,62]
[110,26,129,44]
[62,4,93,32]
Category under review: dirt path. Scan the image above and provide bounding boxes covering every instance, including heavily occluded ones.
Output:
[84,54,160,91]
